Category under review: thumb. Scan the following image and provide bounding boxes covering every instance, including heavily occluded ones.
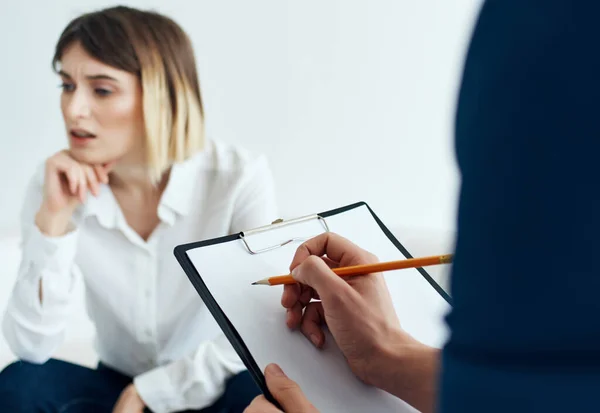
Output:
[265,364,316,413]
[291,256,350,300]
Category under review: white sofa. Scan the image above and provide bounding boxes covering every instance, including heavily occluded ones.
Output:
[0,225,454,371]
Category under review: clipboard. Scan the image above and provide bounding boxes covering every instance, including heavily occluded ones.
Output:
[174,201,452,411]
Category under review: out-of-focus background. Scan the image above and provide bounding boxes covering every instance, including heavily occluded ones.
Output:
[0,0,481,368]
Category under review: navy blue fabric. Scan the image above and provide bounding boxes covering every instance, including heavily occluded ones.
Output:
[441,0,600,412]
[0,359,259,413]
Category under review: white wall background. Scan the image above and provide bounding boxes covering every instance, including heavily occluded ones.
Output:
[0,0,482,235]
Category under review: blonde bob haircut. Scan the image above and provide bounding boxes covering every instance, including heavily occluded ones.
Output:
[52,5,205,183]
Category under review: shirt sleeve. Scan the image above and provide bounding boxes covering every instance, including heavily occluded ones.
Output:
[441,1,600,412]
[133,334,245,413]
[228,154,279,233]
[2,167,80,363]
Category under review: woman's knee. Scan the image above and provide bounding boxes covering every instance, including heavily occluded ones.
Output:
[0,359,52,382]
[0,360,48,410]
[220,370,261,411]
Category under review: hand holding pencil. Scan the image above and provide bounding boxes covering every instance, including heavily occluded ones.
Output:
[279,232,438,412]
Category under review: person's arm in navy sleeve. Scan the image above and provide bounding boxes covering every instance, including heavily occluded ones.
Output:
[442,1,600,412]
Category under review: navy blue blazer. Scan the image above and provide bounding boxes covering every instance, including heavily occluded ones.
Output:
[440,1,600,412]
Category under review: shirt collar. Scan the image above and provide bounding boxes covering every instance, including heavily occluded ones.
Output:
[80,184,119,229]
[81,150,205,228]
[158,154,202,223]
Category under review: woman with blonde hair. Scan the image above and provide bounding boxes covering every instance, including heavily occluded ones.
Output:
[0,6,276,413]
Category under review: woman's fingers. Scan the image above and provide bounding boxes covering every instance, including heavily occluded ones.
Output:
[94,165,108,185]
[102,160,116,173]
[78,165,87,203]
[86,166,100,196]
[45,151,110,205]
[53,159,79,196]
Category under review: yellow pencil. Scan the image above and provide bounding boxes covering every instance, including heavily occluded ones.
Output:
[251,254,454,286]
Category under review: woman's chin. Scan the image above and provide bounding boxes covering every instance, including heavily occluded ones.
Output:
[68,147,108,166]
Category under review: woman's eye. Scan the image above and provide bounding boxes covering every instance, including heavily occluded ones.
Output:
[95,88,112,97]
[60,83,75,92]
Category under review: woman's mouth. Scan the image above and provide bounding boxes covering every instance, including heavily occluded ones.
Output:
[70,128,96,139]
[70,129,97,146]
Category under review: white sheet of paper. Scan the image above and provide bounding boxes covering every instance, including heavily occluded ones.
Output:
[186,205,450,412]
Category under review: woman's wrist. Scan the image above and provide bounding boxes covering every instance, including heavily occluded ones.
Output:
[35,205,74,237]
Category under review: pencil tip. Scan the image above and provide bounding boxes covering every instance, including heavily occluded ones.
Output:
[252,279,270,286]
[251,282,257,285]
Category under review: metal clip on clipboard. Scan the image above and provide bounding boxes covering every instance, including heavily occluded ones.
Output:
[239,214,330,255]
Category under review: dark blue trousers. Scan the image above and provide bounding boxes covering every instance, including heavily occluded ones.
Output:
[0,359,259,413]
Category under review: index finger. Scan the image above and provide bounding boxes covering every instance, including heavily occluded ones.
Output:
[289,233,376,271]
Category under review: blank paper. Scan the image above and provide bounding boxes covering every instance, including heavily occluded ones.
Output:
[186,205,450,412]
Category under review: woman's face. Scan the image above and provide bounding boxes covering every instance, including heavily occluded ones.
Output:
[59,41,145,166]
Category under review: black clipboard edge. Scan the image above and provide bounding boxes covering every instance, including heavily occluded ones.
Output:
[173,234,276,406]
[348,202,453,305]
[173,201,453,406]
[319,202,452,305]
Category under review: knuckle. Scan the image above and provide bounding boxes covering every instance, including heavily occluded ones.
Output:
[300,256,325,276]
[45,155,60,170]
[318,231,333,243]
[328,232,347,245]
[294,241,310,256]
[302,232,327,251]
[312,232,328,242]
[327,232,342,241]
[364,251,380,264]
[303,255,322,270]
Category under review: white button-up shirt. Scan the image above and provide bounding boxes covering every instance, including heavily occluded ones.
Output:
[2,140,278,413]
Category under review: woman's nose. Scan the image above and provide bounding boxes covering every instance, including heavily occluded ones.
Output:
[65,89,92,119]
